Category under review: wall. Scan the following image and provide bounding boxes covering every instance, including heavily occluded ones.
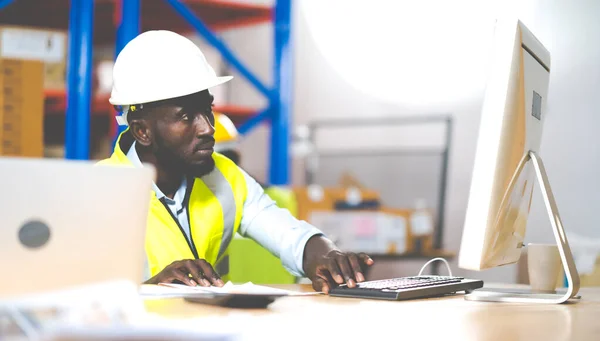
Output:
[219,0,600,283]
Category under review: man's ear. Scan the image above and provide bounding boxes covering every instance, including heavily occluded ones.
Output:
[129,119,152,147]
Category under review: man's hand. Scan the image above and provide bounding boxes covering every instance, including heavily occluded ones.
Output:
[144,259,225,287]
[303,236,374,294]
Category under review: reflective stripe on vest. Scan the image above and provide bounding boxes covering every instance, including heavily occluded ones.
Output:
[201,168,236,260]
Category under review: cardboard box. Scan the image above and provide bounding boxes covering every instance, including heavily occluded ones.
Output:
[293,186,336,223]
[307,210,408,255]
[293,186,381,222]
[0,59,44,157]
[0,25,67,90]
[380,207,415,254]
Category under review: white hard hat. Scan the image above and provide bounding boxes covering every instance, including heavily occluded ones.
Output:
[109,30,233,125]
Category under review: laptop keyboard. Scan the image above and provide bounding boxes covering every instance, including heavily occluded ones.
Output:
[353,275,464,292]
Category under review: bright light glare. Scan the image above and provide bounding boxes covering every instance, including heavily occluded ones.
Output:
[300,0,509,107]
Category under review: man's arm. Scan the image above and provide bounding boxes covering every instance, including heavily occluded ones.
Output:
[237,169,373,293]
[237,168,322,277]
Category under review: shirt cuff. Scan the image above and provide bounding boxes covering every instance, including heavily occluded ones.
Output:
[282,221,324,278]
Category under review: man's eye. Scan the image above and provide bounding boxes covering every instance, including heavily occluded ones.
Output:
[180,113,190,121]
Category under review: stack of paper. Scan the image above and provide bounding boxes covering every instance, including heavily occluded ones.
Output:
[139,281,322,298]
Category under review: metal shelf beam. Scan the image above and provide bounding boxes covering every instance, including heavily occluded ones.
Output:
[166,0,272,99]
[112,0,141,145]
[269,0,292,185]
[0,0,14,10]
[238,107,271,135]
[65,0,94,160]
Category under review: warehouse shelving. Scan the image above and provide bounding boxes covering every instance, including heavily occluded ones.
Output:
[0,0,292,185]
[305,115,455,275]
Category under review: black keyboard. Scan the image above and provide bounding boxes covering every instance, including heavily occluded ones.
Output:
[329,275,484,301]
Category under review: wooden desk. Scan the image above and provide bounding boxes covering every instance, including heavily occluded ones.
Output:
[143,284,600,340]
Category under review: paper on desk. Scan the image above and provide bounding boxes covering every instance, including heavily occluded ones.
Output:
[161,282,322,296]
[139,284,201,298]
[140,281,322,297]
[44,325,239,341]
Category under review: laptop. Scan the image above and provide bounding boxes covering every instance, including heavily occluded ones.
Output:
[0,157,155,301]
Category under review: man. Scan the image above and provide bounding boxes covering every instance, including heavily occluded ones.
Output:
[100,30,372,294]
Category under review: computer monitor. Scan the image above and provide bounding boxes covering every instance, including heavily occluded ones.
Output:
[457,18,580,303]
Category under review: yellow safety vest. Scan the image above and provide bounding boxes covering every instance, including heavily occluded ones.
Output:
[97,131,247,280]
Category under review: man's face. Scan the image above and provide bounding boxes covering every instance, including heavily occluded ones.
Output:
[135,91,217,177]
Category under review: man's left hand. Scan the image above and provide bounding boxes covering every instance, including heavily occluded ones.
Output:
[303,236,374,294]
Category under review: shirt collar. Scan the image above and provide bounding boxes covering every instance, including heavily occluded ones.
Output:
[125,141,187,203]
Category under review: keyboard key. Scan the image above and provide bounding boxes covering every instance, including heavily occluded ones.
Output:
[355,276,463,291]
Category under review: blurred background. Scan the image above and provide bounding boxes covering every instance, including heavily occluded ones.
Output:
[0,0,599,286]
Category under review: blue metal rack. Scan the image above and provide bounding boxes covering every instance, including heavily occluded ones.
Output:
[0,1,14,12]
[0,0,293,185]
[65,0,94,160]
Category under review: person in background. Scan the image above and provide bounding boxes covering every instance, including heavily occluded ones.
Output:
[212,112,298,217]
[99,30,373,293]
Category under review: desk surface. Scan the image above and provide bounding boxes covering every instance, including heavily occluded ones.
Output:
[143,284,600,340]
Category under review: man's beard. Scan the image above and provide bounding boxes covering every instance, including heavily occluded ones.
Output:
[154,141,215,178]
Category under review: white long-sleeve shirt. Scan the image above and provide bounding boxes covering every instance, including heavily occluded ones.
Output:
[126,142,323,278]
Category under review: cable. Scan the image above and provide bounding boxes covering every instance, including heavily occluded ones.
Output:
[418,257,453,277]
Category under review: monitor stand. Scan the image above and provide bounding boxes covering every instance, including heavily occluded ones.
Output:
[464,151,581,304]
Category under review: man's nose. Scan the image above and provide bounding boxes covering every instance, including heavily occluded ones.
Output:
[195,114,215,137]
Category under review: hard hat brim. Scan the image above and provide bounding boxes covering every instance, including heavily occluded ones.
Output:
[109,75,234,106]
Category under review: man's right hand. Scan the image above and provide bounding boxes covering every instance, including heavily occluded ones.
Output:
[144,259,225,287]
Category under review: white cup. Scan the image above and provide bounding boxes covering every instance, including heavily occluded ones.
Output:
[527,243,562,292]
